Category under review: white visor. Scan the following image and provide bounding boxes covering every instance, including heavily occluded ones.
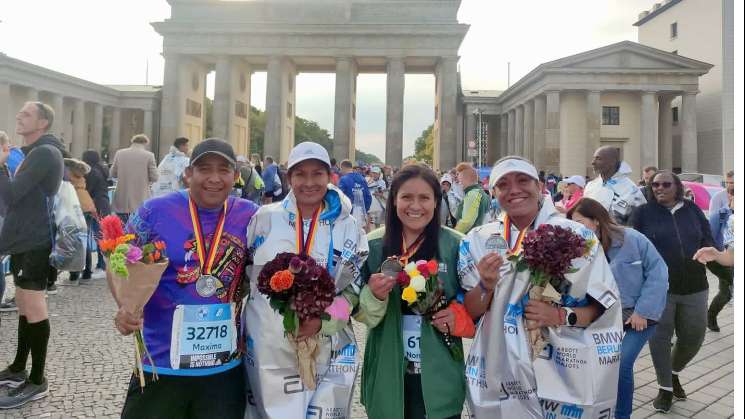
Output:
[489,158,539,189]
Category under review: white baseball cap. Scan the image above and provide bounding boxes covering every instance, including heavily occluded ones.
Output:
[287,142,331,171]
[440,174,454,185]
[489,158,539,189]
[371,166,382,174]
[563,175,586,188]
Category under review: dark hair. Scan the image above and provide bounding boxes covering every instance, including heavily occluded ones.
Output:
[382,164,442,261]
[648,170,684,204]
[340,159,353,169]
[81,149,100,167]
[174,137,189,148]
[566,198,624,253]
[330,158,337,166]
[265,156,274,164]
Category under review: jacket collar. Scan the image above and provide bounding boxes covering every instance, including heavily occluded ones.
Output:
[282,183,350,223]
[21,133,64,155]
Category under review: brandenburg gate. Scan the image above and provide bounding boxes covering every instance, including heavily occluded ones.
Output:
[153,0,468,169]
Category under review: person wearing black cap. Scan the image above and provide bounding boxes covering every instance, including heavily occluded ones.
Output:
[113,138,259,419]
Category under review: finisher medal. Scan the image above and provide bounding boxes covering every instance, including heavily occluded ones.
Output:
[188,195,228,298]
[380,256,403,278]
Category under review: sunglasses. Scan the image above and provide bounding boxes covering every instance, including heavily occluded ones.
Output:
[651,181,673,189]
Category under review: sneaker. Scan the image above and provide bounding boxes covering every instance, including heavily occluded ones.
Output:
[672,375,687,400]
[653,389,673,413]
[0,368,27,388]
[0,379,48,409]
[0,300,17,312]
[46,284,58,295]
[707,313,720,332]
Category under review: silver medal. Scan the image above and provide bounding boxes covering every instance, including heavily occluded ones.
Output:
[485,233,509,256]
[380,256,403,278]
[196,275,218,297]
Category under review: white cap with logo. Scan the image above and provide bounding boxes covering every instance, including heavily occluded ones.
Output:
[489,158,539,189]
[287,142,331,171]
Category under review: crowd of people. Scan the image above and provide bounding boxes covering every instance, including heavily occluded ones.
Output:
[0,100,736,418]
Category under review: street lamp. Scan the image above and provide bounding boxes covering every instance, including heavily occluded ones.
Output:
[472,108,483,168]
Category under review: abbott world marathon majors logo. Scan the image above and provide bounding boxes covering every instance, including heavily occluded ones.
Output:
[328,343,357,374]
[592,329,622,365]
[540,400,612,419]
[464,353,487,389]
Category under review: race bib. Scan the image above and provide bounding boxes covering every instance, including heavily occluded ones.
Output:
[402,315,422,363]
[170,303,236,369]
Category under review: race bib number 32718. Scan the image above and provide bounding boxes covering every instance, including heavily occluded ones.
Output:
[170,303,236,369]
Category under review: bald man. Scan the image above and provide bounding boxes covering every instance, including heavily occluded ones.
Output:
[584,146,646,224]
[454,162,490,234]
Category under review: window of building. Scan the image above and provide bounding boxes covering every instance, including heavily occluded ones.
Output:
[670,22,678,38]
[672,107,679,125]
[602,106,620,125]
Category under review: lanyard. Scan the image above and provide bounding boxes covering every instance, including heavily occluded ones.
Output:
[400,233,425,266]
[188,196,227,275]
[503,214,529,255]
[296,205,323,256]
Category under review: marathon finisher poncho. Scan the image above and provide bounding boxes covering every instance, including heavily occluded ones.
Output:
[584,161,646,224]
[125,191,258,376]
[458,199,622,418]
[243,184,369,419]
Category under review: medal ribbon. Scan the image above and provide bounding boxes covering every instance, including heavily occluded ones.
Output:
[399,233,425,266]
[188,196,227,276]
[503,214,529,255]
[296,205,323,256]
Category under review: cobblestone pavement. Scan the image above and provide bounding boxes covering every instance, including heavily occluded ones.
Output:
[0,273,734,419]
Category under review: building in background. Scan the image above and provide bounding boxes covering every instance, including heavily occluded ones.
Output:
[634,0,734,175]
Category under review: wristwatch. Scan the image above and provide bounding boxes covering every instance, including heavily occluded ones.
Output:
[563,307,577,326]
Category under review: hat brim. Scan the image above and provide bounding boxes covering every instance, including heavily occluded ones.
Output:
[191,151,237,167]
[287,156,330,171]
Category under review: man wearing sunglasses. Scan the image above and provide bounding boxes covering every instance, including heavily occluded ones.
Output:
[585,146,646,225]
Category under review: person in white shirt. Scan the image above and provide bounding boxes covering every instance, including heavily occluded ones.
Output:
[151,137,190,198]
[585,146,646,224]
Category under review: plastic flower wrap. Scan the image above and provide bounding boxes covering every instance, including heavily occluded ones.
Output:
[256,252,337,390]
[98,215,169,389]
[508,224,590,359]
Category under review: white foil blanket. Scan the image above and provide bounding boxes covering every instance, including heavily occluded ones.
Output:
[458,203,622,419]
[243,188,368,419]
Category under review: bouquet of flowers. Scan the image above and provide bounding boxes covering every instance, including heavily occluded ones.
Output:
[508,224,593,359]
[98,215,169,388]
[397,259,465,361]
[257,252,340,390]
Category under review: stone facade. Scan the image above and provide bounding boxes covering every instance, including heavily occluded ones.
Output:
[459,41,712,180]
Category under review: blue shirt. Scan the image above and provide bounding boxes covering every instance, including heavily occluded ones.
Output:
[7,148,25,178]
[605,227,668,321]
[260,163,278,193]
[338,172,372,211]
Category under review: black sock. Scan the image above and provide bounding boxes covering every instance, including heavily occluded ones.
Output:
[9,316,30,373]
[27,319,50,385]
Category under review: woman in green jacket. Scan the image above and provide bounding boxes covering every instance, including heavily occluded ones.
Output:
[357,164,469,419]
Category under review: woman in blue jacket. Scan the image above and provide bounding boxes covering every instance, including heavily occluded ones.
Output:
[568,198,668,419]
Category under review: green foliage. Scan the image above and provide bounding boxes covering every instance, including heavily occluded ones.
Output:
[355,149,383,165]
[413,124,434,164]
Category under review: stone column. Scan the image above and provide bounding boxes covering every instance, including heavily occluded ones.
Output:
[434,57,458,170]
[507,109,515,155]
[0,82,11,137]
[533,95,546,168]
[143,110,154,148]
[658,95,674,170]
[545,90,561,173]
[681,92,698,172]
[159,54,182,158]
[89,103,103,152]
[71,99,86,157]
[514,106,524,157]
[50,94,65,144]
[212,55,232,141]
[499,113,508,158]
[264,56,296,164]
[465,109,477,163]
[110,107,121,160]
[586,90,601,177]
[640,91,658,170]
[385,57,405,168]
[334,57,358,162]
[523,101,534,159]
[486,115,500,165]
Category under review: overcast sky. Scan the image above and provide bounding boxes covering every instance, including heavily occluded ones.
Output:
[1,0,655,160]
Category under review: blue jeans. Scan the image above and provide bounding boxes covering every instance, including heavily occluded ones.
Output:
[616,325,657,419]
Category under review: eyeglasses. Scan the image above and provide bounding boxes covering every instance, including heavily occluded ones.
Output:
[651,181,673,189]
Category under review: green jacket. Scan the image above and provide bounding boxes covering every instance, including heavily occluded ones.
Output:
[357,226,466,419]
[454,184,490,234]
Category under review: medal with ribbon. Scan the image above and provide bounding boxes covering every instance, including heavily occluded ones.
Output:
[399,233,425,266]
[188,195,227,298]
[503,214,529,255]
[296,205,323,256]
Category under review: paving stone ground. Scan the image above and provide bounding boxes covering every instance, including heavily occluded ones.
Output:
[0,272,734,419]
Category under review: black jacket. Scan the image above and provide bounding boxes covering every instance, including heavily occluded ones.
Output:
[85,163,111,216]
[631,199,714,295]
[0,134,65,254]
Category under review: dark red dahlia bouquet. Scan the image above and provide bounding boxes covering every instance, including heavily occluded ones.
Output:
[508,224,593,358]
[257,252,336,389]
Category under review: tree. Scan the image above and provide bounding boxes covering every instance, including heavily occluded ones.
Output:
[412,124,434,164]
